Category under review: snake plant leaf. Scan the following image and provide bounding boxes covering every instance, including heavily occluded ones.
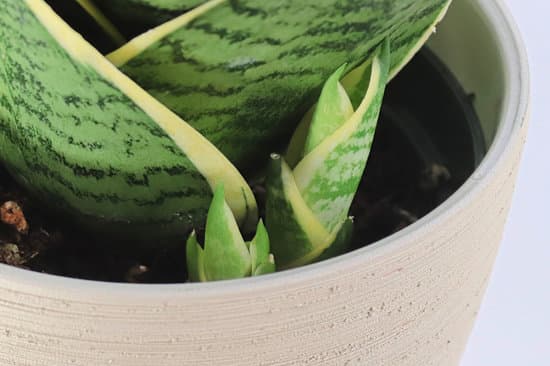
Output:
[107,0,451,173]
[265,42,390,269]
[0,0,257,241]
[186,185,275,282]
[304,64,354,156]
[94,0,207,30]
[248,219,272,275]
[203,185,251,281]
[265,155,339,268]
[284,0,451,166]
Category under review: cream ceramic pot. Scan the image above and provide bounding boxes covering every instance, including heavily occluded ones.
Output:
[0,0,529,365]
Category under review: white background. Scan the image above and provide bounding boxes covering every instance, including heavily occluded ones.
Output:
[461,1,550,365]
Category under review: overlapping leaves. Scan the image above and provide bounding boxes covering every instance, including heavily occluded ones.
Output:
[0,0,451,280]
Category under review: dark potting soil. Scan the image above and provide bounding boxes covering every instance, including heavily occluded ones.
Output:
[0,49,484,283]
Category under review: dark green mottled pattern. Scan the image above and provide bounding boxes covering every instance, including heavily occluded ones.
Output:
[0,0,212,241]
[302,42,390,234]
[120,0,449,173]
[95,0,207,29]
[0,42,22,173]
[265,157,312,267]
[388,2,447,75]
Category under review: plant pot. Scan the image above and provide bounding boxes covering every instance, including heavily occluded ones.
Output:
[0,0,529,365]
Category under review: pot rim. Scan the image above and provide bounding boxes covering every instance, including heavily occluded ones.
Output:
[0,0,529,299]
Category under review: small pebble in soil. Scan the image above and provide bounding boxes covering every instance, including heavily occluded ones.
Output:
[125,264,150,283]
[1,201,29,234]
[419,163,452,191]
[0,243,23,266]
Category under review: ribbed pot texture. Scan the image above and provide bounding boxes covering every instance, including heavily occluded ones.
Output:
[0,0,529,365]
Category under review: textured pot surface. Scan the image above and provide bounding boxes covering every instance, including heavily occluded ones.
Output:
[0,0,529,365]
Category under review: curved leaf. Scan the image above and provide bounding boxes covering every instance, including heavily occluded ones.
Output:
[0,0,257,241]
[294,42,390,232]
[107,0,451,173]
[265,155,337,268]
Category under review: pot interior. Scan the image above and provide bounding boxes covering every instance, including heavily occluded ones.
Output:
[349,47,485,248]
[0,0,515,283]
[350,0,515,251]
[428,0,507,146]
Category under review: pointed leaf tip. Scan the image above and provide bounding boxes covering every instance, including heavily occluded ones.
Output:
[304,63,354,156]
[203,183,251,281]
[249,219,271,273]
[186,231,205,282]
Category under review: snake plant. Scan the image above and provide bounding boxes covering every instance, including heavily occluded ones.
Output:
[187,185,275,282]
[0,0,451,280]
[266,42,390,269]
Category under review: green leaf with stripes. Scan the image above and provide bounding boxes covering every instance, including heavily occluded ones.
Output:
[0,0,257,242]
[107,0,451,173]
[266,42,390,269]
